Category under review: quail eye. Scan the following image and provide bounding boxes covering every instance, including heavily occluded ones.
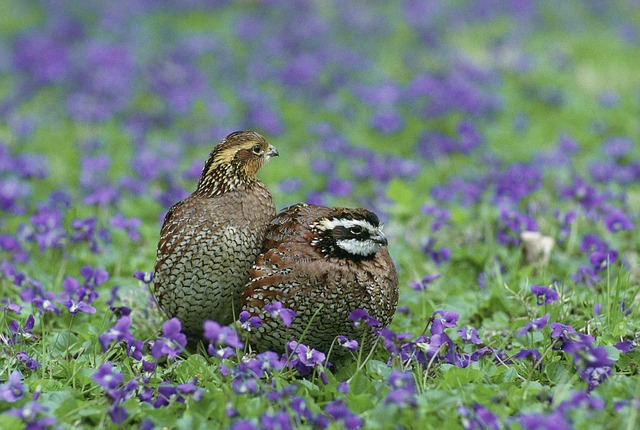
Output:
[251,144,263,154]
[349,226,364,235]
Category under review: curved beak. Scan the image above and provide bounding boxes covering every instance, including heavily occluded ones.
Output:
[266,145,279,158]
[372,229,388,246]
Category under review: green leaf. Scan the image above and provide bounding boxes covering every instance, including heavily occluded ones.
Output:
[545,362,571,383]
[175,414,211,430]
[440,366,483,389]
[0,414,24,430]
[612,321,626,338]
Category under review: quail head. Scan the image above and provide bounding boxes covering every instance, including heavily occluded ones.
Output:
[153,130,278,341]
[242,203,399,356]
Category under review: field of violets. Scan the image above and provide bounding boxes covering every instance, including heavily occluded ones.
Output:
[1,1,640,429]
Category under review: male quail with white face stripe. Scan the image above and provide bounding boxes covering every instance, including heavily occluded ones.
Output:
[153,130,278,340]
[242,203,399,355]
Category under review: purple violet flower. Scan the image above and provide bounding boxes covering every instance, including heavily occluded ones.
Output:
[494,163,542,203]
[133,270,154,284]
[126,339,144,361]
[57,298,96,315]
[239,311,262,331]
[458,403,500,430]
[15,351,39,370]
[614,399,640,412]
[517,314,550,336]
[255,351,285,373]
[409,273,441,291]
[278,178,302,193]
[593,303,603,316]
[0,234,29,262]
[557,390,605,413]
[311,158,335,174]
[421,237,451,265]
[0,370,25,402]
[555,209,577,244]
[21,206,67,251]
[31,291,62,316]
[618,300,632,316]
[349,308,381,327]
[420,204,451,232]
[286,341,326,377]
[573,344,614,369]
[259,412,293,430]
[559,176,605,212]
[520,411,571,430]
[615,340,636,353]
[111,213,142,241]
[530,285,559,306]
[80,265,109,289]
[432,310,460,333]
[580,234,608,254]
[92,363,137,424]
[7,313,34,345]
[496,207,537,246]
[151,318,187,360]
[457,121,484,152]
[458,327,483,345]
[573,265,601,286]
[203,320,244,349]
[176,378,204,402]
[158,381,178,409]
[513,348,542,366]
[264,302,296,327]
[93,362,124,391]
[549,323,594,353]
[379,328,412,358]
[326,177,353,197]
[589,249,618,273]
[324,399,362,430]
[337,336,359,351]
[385,370,417,407]
[602,136,632,159]
[13,32,70,84]
[229,419,259,430]
[142,360,156,373]
[99,316,134,352]
[6,401,57,429]
[70,217,103,253]
[370,109,404,134]
[0,301,23,313]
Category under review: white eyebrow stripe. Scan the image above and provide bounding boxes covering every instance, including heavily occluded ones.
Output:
[316,218,376,231]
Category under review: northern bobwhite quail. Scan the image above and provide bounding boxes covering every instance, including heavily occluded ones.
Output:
[153,130,278,340]
[242,203,399,355]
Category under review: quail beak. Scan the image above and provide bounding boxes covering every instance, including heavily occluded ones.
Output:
[266,145,279,158]
[372,229,388,246]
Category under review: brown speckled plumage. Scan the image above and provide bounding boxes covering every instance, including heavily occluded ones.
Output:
[153,130,277,340]
[242,204,398,355]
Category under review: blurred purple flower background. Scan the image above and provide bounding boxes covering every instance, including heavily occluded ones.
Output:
[0,1,639,429]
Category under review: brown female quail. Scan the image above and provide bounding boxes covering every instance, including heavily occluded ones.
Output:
[153,130,278,340]
[242,203,399,355]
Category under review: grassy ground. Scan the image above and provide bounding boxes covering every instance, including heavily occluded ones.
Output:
[1,1,639,429]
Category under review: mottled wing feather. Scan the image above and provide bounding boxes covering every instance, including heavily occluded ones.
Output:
[243,243,360,352]
[263,204,334,249]
[155,201,203,279]
[243,237,397,354]
[244,244,316,306]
